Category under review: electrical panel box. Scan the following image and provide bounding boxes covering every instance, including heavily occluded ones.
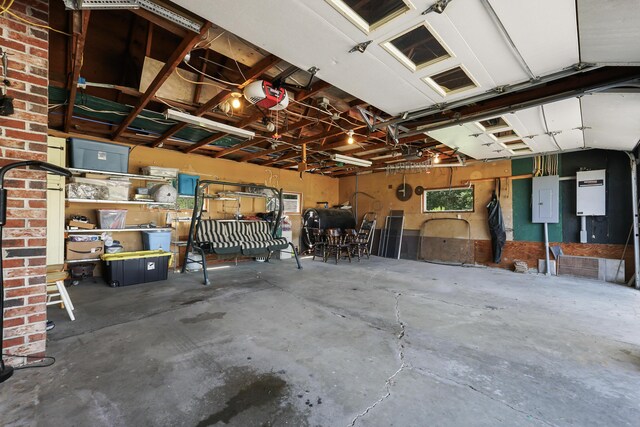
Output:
[532,175,560,223]
[576,169,606,216]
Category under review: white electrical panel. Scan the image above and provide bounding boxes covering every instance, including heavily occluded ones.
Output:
[576,169,606,216]
[532,175,560,223]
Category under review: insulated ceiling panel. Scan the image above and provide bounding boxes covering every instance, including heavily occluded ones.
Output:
[539,98,584,150]
[581,92,640,151]
[173,0,575,115]
[578,0,640,65]
[487,0,579,76]
[427,123,507,160]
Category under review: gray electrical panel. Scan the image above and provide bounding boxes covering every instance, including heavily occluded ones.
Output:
[532,175,560,223]
[576,169,606,216]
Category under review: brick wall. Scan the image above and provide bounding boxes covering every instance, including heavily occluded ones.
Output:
[1,0,50,365]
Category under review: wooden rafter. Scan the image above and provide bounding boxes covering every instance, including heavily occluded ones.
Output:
[64,10,91,133]
[111,22,213,140]
[150,54,279,147]
[185,80,331,154]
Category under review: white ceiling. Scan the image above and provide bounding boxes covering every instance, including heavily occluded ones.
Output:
[172,0,640,160]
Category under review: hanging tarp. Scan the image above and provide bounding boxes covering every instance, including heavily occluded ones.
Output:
[487,191,506,263]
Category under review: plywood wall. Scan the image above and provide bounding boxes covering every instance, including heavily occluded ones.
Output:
[338,160,514,241]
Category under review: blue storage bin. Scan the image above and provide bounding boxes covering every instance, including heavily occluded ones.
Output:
[141,230,172,251]
[178,173,199,196]
[68,138,130,173]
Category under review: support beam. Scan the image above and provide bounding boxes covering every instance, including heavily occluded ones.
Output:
[628,152,640,289]
[152,54,279,148]
[112,22,212,140]
[64,10,91,133]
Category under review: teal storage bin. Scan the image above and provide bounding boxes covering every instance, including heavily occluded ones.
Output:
[178,173,199,195]
[141,230,172,251]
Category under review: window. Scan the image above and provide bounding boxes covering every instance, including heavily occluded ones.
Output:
[327,0,411,33]
[283,192,302,214]
[424,66,476,96]
[383,24,450,71]
[491,129,519,142]
[502,140,528,150]
[475,117,510,132]
[423,187,474,212]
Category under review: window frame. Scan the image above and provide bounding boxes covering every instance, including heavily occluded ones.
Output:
[282,191,303,214]
[423,64,478,97]
[326,0,414,34]
[381,22,452,72]
[422,186,475,213]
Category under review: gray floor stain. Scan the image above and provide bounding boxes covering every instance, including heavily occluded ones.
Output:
[197,374,287,426]
[180,312,227,324]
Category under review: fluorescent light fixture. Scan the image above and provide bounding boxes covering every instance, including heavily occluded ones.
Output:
[165,109,255,140]
[330,153,373,167]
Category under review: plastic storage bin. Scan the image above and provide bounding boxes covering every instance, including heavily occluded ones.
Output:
[178,173,199,196]
[101,250,172,287]
[141,166,179,178]
[68,138,130,173]
[97,209,127,229]
[141,230,172,251]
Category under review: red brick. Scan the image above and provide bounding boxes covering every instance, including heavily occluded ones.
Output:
[26,252,46,261]
[0,39,26,53]
[3,278,25,288]
[28,332,46,342]
[6,208,46,219]
[6,267,45,278]
[28,180,46,189]
[29,65,47,77]
[4,219,25,228]
[28,295,46,304]
[2,239,26,248]
[4,228,45,238]
[8,31,48,50]
[2,337,25,348]
[3,317,25,328]
[0,118,26,130]
[6,199,24,208]
[2,19,27,33]
[2,258,25,269]
[6,286,42,298]
[29,28,47,41]
[27,219,46,227]
[4,304,45,318]
[4,129,47,142]
[28,275,45,285]
[28,46,47,59]
[28,199,46,208]
[3,148,47,161]
[28,313,46,323]
[28,123,47,134]
[5,179,26,188]
[4,189,45,199]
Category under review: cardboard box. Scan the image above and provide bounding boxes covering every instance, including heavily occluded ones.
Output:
[68,220,96,230]
[66,240,104,260]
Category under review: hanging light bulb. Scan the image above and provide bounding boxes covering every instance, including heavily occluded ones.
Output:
[347,130,355,145]
[230,92,242,109]
[433,153,441,164]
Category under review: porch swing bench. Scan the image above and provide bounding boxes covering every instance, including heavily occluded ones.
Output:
[182,180,302,285]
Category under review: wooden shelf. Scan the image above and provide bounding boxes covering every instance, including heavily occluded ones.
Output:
[66,227,173,233]
[68,168,171,182]
[66,198,175,206]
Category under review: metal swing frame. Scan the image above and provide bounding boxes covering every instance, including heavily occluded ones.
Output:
[182,179,302,285]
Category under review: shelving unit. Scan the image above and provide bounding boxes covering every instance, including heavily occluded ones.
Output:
[64,167,179,265]
[65,227,173,233]
[66,199,175,206]
[68,167,171,182]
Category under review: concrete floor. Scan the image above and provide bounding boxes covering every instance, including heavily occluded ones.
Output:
[1,256,640,426]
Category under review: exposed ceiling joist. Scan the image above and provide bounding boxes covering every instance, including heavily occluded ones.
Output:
[64,10,91,133]
[112,21,213,140]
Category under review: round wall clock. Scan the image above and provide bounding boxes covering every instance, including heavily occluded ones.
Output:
[396,183,412,201]
[415,186,424,196]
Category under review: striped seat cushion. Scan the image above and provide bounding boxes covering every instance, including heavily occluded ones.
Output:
[244,221,273,241]
[197,220,229,244]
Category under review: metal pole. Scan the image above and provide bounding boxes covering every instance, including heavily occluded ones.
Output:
[544,222,551,276]
[626,152,640,289]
